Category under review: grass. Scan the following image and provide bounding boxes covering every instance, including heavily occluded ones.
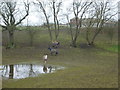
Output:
[96,43,119,53]
[106,45,119,52]
[2,29,118,88]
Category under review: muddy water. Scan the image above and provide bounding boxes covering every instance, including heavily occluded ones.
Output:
[0,64,64,79]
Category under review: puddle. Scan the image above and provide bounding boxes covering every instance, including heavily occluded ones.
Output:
[0,64,64,79]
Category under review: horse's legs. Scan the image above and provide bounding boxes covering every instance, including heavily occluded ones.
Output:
[55,51,58,56]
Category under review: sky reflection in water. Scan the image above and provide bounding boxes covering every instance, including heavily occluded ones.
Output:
[0,64,64,79]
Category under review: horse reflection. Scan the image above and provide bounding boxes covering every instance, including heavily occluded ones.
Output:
[9,65,14,79]
[43,65,47,73]
[48,66,52,73]
[0,64,62,79]
[29,64,35,76]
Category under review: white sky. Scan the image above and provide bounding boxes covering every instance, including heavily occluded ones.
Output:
[0,0,119,26]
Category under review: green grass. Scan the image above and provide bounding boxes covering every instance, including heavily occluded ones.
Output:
[2,47,118,88]
[2,29,118,88]
[96,43,118,53]
[106,45,119,52]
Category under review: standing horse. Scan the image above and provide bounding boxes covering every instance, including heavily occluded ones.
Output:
[48,47,58,55]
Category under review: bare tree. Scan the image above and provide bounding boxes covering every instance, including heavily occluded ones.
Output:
[70,0,92,47]
[82,1,117,46]
[63,8,74,45]
[86,1,117,45]
[0,1,29,48]
[82,6,96,45]
[50,0,62,41]
[34,0,53,41]
[34,0,62,42]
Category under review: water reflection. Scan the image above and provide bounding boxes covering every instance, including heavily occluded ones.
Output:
[0,64,64,79]
[48,66,52,73]
[9,65,14,79]
[43,65,47,73]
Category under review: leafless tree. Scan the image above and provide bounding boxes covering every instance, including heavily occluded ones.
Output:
[82,5,96,45]
[50,0,62,41]
[0,1,29,48]
[34,0,53,41]
[34,0,62,42]
[70,0,92,47]
[85,1,117,45]
[63,8,74,45]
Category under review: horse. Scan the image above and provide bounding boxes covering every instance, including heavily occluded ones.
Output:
[48,47,58,55]
[52,41,60,48]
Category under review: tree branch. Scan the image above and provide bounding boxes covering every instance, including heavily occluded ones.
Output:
[15,2,29,26]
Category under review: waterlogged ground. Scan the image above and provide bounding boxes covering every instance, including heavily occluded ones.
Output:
[2,47,118,88]
[0,64,64,79]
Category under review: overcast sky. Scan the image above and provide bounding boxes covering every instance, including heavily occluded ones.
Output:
[0,0,119,26]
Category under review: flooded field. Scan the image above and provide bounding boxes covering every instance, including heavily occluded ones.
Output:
[0,64,64,79]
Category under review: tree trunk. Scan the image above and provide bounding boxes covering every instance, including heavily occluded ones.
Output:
[71,39,77,47]
[47,23,52,42]
[90,28,102,45]
[8,30,15,48]
[86,29,91,45]
[56,16,60,41]
[71,16,80,48]
[53,1,57,41]
[39,2,53,42]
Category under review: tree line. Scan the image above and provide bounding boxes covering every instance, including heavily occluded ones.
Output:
[0,0,117,48]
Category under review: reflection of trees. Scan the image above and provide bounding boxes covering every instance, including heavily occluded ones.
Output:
[15,64,19,72]
[9,65,14,79]
[1,64,57,79]
[1,66,5,77]
[2,65,10,78]
[2,65,6,77]
[29,64,35,77]
[43,65,47,73]
[4,65,8,76]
